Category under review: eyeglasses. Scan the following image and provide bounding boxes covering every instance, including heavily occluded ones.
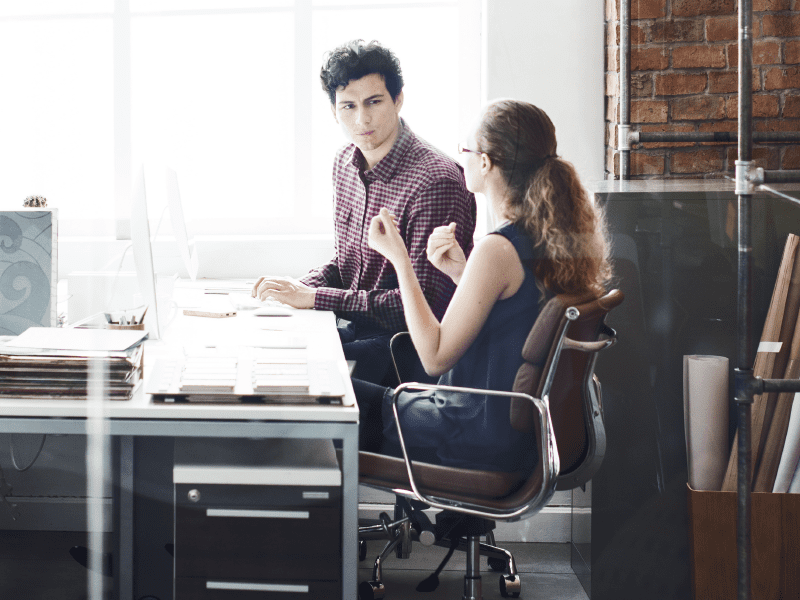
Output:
[457,143,483,156]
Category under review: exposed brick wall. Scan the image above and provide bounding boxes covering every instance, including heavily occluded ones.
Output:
[606,0,800,179]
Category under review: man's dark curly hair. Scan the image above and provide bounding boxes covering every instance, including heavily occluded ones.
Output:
[320,39,404,105]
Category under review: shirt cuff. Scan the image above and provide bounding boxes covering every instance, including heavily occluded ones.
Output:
[313,287,346,312]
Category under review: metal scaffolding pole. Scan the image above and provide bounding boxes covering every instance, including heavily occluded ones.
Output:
[618,0,630,180]
[631,131,800,144]
[735,2,754,599]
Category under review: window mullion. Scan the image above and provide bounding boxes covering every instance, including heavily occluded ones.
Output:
[114,0,132,240]
[294,0,313,219]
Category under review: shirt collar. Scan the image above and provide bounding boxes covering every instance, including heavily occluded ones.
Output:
[348,118,414,184]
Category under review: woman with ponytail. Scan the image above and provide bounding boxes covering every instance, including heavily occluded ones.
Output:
[356,99,612,472]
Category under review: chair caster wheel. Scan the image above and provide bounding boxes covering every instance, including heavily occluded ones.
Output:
[359,539,368,561]
[488,556,507,572]
[358,580,385,600]
[499,573,521,598]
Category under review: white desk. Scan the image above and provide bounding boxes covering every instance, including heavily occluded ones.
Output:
[0,281,359,599]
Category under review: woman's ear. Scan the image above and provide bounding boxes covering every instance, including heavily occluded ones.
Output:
[480,152,493,175]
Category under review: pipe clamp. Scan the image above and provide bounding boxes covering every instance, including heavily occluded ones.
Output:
[735,160,754,195]
[618,124,632,151]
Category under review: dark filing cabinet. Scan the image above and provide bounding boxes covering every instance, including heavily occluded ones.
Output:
[173,439,342,599]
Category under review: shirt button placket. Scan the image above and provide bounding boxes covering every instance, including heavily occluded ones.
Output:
[354,179,369,290]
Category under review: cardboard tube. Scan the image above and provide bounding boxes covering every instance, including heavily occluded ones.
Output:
[684,355,729,491]
[772,393,800,493]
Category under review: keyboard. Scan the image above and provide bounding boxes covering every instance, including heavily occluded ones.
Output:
[227,293,291,312]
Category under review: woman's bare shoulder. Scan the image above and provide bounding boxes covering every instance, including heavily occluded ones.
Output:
[470,231,519,263]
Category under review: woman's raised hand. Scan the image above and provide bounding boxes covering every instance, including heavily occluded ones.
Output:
[367,208,407,265]
[426,222,466,283]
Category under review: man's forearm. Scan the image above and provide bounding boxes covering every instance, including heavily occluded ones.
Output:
[299,260,342,290]
[314,286,406,331]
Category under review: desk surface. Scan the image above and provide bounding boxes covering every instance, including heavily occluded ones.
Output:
[0,280,358,422]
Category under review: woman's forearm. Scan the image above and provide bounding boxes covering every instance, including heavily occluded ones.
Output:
[393,257,443,373]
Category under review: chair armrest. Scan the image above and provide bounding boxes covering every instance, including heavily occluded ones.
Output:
[388,382,559,521]
[562,336,616,353]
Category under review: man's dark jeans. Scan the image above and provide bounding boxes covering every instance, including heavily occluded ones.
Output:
[337,318,395,385]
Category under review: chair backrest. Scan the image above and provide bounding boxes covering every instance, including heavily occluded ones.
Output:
[512,289,623,491]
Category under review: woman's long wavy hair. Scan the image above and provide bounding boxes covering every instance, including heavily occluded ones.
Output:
[476,100,612,297]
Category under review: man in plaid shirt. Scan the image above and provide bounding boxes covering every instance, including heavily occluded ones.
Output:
[254,40,476,384]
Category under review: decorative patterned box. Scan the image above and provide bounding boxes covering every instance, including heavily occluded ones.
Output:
[0,209,57,335]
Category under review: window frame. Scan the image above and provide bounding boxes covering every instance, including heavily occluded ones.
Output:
[111,0,481,239]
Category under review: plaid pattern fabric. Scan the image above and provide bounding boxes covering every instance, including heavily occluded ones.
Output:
[301,119,477,331]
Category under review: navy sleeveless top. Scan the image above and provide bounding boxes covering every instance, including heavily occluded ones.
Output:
[382,221,541,472]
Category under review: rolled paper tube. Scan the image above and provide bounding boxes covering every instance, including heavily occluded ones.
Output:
[774,393,800,492]
[789,457,800,492]
[684,355,730,491]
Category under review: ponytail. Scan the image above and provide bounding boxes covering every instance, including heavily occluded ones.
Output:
[477,99,612,297]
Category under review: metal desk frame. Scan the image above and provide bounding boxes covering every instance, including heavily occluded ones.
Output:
[0,415,359,600]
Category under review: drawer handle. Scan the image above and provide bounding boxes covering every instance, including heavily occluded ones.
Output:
[207,581,309,593]
[206,509,309,519]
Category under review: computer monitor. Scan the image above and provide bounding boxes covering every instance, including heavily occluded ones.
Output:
[164,167,199,280]
[130,166,161,340]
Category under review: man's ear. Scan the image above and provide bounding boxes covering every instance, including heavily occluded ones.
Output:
[330,103,338,123]
[393,90,404,113]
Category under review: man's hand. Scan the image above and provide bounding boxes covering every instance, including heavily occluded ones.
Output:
[252,276,316,309]
[426,222,466,284]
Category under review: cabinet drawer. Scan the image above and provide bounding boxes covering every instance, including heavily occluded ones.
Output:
[175,577,340,600]
[175,484,341,509]
[175,504,340,580]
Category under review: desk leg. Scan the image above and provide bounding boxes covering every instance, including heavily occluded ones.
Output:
[114,436,134,600]
[342,426,358,600]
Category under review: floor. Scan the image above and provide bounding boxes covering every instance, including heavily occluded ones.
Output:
[358,541,589,600]
[0,531,589,600]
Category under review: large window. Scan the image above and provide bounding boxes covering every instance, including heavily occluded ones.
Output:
[0,0,480,237]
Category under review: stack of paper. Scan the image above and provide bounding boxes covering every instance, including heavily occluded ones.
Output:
[0,327,146,401]
[147,346,344,403]
[251,348,309,393]
[252,363,310,393]
[179,354,238,393]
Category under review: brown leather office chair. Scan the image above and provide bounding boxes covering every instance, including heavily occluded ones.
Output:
[357,289,624,600]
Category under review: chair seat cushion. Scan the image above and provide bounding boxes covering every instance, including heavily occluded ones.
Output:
[359,451,531,508]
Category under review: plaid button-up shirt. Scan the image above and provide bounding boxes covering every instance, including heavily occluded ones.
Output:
[301,119,477,332]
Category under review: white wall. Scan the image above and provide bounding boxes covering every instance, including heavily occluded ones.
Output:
[477,0,605,537]
[482,0,605,185]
